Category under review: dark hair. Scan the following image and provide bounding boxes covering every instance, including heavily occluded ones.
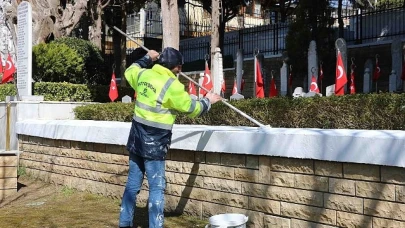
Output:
[158,47,184,69]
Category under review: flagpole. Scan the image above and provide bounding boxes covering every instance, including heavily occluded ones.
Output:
[7,49,19,100]
[253,49,258,98]
[112,26,269,128]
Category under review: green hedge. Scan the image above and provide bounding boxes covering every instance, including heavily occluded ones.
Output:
[0,82,134,102]
[33,43,85,83]
[73,93,405,130]
[53,37,106,85]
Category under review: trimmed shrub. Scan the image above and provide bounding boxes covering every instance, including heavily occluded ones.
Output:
[74,102,134,122]
[33,43,85,83]
[73,93,405,130]
[0,84,17,101]
[0,82,134,102]
[53,37,106,85]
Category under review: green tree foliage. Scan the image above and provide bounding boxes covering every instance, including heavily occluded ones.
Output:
[33,43,85,84]
[286,0,335,82]
[350,0,404,9]
[53,37,106,85]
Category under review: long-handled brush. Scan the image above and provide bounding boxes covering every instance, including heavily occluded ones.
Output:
[112,26,271,129]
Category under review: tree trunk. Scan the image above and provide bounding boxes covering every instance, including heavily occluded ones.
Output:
[55,0,88,38]
[338,0,344,38]
[219,20,225,56]
[211,0,220,66]
[119,3,127,86]
[3,0,88,46]
[280,0,286,23]
[210,0,220,93]
[89,1,103,49]
[113,8,122,85]
[160,0,179,49]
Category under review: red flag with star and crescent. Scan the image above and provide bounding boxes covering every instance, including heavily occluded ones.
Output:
[0,57,3,74]
[319,64,324,81]
[1,54,16,84]
[109,72,119,102]
[221,78,226,97]
[240,78,245,92]
[288,71,293,88]
[269,77,278,97]
[309,75,320,93]
[335,51,347,96]
[373,58,381,82]
[231,78,238,95]
[350,64,356,94]
[255,57,265,98]
[200,61,213,96]
[188,81,197,96]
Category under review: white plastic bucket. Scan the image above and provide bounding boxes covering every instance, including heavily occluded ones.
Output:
[205,213,248,228]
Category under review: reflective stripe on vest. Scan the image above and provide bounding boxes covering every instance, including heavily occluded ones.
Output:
[133,72,178,130]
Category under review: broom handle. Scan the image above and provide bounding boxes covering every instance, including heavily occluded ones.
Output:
[112,26,268,128]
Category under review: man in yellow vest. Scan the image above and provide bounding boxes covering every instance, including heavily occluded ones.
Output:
[119,47,222,228]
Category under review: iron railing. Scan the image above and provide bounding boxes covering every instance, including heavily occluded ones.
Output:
[108,1,405,68]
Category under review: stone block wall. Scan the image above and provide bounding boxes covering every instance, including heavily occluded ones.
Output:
[0,154,18,202]
[18,135,405,227]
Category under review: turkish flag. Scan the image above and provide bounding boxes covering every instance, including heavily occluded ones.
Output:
[200,61,213,96]
[221,78,226,96]
[335,51,347,96]
[240,78,245,92]
[288,72,293,87]
[373,59,381,81]
[109,72,119,102]
[231,78,237,95]
[255,57,265,98]
[350,69,356,94]
[188,81,197,96]
[1,54,16,84]
[0,57,3,74]
[309,75,320,93]
[319,65,324,81]
[269,77,278,97]
[401,60,405,81]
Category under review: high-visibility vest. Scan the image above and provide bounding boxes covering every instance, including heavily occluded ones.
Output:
[125,63,204,130]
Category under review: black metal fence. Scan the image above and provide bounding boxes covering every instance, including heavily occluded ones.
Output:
[179,1,405,63]
[107,1,405,70]
[338,1,405,44]
[179,22,289,63]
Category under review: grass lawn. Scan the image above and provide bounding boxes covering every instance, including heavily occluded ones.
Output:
[0,176,207,228]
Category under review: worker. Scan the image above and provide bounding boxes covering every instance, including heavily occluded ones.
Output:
[119,47,222,228]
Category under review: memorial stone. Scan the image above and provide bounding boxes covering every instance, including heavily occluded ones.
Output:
[17,1,33,97]
[325,84,335,96]
[363,59,373,93]
[122,95,132,103]
[391,39,402,91]
[236,49,243,93]
[280,61,288,96]
[307,41,318,91]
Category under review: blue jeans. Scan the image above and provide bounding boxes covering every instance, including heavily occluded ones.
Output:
[119,153,166,228]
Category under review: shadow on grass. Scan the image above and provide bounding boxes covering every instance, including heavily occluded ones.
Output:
[133,206,204,228]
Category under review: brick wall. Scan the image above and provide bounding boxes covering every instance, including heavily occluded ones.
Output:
[18,135,405,227]
[0,154,18,202]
